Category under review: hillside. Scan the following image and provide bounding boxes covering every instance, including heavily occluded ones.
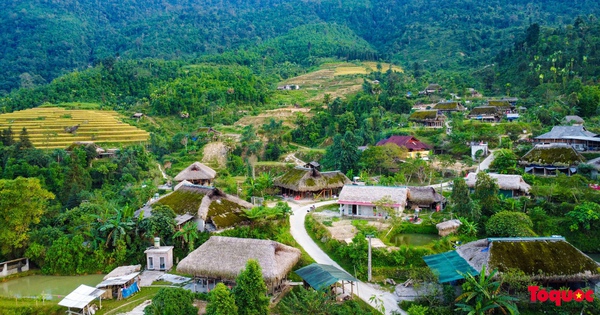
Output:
[2,0,599,93]
[0,107,149,149]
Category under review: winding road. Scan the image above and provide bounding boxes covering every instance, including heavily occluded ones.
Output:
[289,200,405,315]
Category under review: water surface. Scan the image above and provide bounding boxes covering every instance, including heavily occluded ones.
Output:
[392,233,439,247]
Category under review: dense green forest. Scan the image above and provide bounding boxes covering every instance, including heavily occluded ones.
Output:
[2,0,599,93]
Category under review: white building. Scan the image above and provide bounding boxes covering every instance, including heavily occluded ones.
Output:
[338,185,408,218]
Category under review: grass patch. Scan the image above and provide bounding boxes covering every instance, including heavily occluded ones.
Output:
[0,297,62,314]
[96,286,161,315]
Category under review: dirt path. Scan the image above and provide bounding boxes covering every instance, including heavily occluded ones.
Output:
[157,163,167,180]
[288,200,405,315]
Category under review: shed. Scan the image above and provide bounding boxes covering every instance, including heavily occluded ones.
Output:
[177,236,301,293]
[132,113,144,119]
[59,285,105,315]
[295,263,357,297]
[435,219,462,237]
[96,265,141,300]
[407,186,445,209]
[174,162,217,186]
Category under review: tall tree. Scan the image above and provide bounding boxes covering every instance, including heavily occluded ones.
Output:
[323,131,362,174]
[173,221,199,254]
[473,172,499,216]
[17,127,33,149]
[451,178,480,221]
[233,259,269,315]
[206,283,238,315]
[0,177,55,256]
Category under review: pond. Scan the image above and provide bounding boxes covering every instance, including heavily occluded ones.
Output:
[391,233,439,247]
[0,274,106,299]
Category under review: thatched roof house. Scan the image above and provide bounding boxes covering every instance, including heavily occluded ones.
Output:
[433,101,466,113]
[521,144,585,176]
[273,167,350,199]
[436,219,462,237]
[424,237,600,284]
[465,173,531,197]
[407,186,445,209]
[150,183,253,231]
[177,236,301,293]
[563,115,585,125]
[468,106,501,122]
[103,265,141,280]
[456,237,600,283]
[487,100,512,109]
[409,110,446,128]
[338,185,408,217]
[174,162,217,186]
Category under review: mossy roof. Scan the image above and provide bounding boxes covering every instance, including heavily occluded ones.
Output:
[456,238,600,281]
[520,144,585,166]
[487,100,511,108]
[433,102,463,110]
[409,110,440,120]
[273,167,350,192]
[469,106,499,116]
[488,240,600,278]
[156,190,206,215]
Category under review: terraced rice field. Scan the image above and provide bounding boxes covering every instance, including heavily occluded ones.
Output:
[0,107,150,149]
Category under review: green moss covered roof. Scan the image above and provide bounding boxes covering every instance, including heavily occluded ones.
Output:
[156,191,206,215]
[489,240,600,277]
[487,100,511,108]
[273,167,350,192]
[469,106,499,116]
[434,102,463,110]
[409,110,439,120]
[520,144,585,166]
[208,198,246,228]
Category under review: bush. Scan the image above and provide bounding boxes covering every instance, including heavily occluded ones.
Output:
[144,287,198,315]
[485,211,535,237]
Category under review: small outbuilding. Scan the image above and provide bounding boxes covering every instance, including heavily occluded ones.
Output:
[273,167,350,199]
[59,284,105,315]
[176,236,301,294]
[144,238,174,271]
[174,162,217,186]
[436,219,462,237]
[132,113,144,119]
[407,186,445,210]
[295,263,357,299]
[409,110,446,128]
[96,265,141,300]
[563,115,585,126]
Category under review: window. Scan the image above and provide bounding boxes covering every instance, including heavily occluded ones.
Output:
[148,257,154,270]
[160,257,165,270]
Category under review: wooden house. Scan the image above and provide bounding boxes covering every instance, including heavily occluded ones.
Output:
[273,167,350,199]
[419,83,443,95]
[535,126,600,151]
[432,101,466,114]
[338,185,408,218]
[409,110,446,128]
[376,135,431,158]
[465,173,531,198]
[174,162,217,186]
[520,144,585,176]
[177,236,301,294]
[96,265,141,300]
[468,106,501,122]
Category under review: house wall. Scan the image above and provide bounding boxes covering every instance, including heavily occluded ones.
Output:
[339,203,403,218]
[407,150,429,159]
[0,259,29,277]
[146,249,173,271]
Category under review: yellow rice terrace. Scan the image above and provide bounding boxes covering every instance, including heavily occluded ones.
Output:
[0,107,149,149]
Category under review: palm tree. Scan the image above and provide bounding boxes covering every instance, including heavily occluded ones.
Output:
[98,208,135,248]
[455,266,519,315]
[173,221,199,253]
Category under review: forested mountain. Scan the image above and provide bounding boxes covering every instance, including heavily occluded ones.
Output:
[2,0,599,93]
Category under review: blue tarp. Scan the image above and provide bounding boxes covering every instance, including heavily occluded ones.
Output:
[121,282,139,299]
[423,251,479,283]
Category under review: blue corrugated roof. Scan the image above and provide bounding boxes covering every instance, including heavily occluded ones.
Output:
[423,251,479,283]
[295,264,357,291]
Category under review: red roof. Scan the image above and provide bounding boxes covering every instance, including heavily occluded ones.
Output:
[376,136,431,151]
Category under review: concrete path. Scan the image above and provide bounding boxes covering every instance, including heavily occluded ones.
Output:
[477,150,496,172]
[289,200,405,315]
[119,299,151,315]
